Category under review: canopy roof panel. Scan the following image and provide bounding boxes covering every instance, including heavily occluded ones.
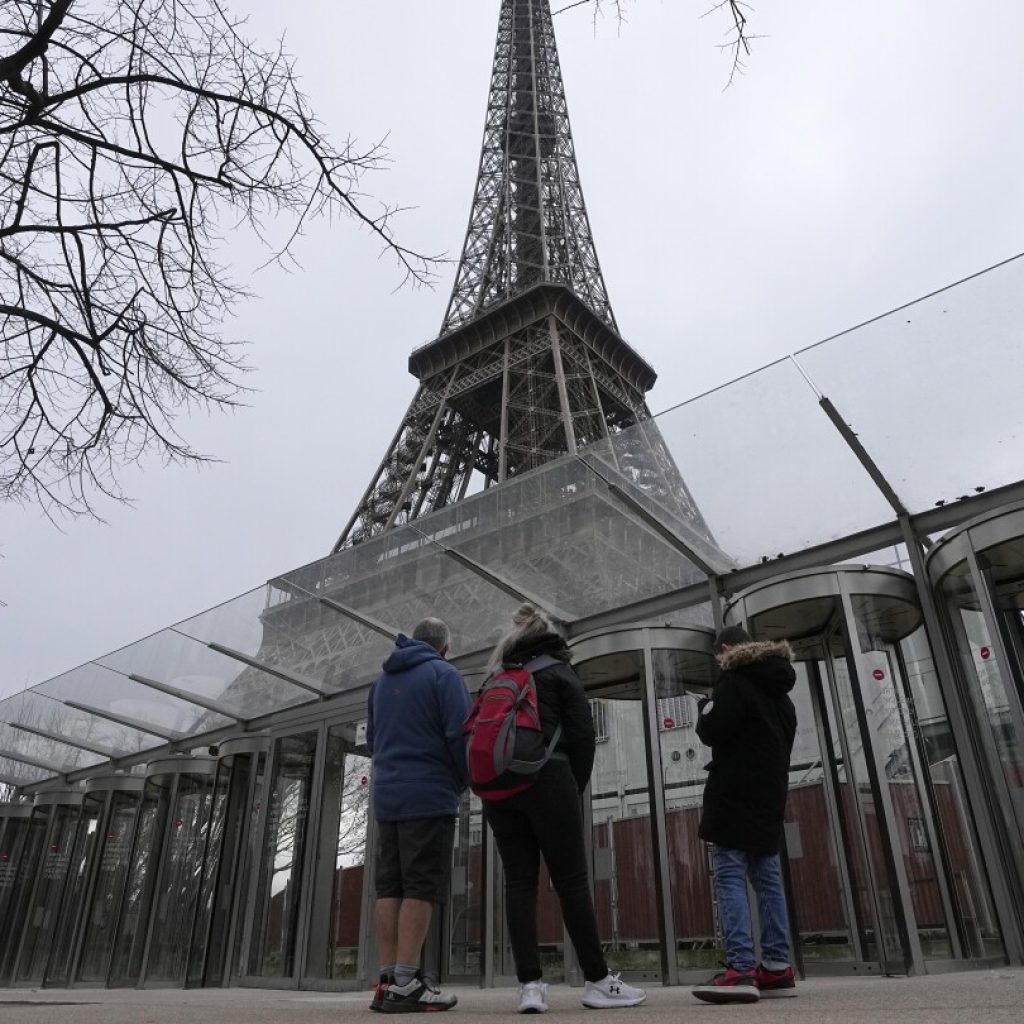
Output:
[3,255,1024,787]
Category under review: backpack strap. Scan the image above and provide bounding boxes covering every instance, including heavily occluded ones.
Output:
[523,654,560,674]
[508,654,565,771]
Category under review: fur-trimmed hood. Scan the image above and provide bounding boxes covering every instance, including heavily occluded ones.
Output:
[717,640,795,697]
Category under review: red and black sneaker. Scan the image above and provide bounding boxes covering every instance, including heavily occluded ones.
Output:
[369,975,391,1012]
[755,963,797,998]
[692,965,760,1004]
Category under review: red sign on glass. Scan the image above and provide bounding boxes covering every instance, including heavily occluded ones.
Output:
[872,668,885,681]
[980,647,992,661]
[663,717,675,729]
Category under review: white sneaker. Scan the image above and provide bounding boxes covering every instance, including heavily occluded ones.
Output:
[518,980,549,1013]
[581,972,647,1008]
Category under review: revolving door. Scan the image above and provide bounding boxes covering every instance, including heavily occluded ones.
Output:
[726,566,1003,975]
[928,501,1024,947]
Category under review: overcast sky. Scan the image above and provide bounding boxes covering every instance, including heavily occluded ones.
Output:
[3,0,1024,698]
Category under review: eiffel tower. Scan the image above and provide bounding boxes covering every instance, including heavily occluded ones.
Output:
[334,0,710,554]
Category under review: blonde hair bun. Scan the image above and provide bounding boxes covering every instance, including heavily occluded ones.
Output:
[512,603,538,627]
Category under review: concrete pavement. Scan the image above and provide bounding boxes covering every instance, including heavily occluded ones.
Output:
[0,968,1021,1024]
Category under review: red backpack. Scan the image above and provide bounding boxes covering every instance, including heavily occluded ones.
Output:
[464,655,563,801]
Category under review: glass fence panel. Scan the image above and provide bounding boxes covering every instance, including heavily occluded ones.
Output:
[590,360,895,568]
[797,255,1024,514]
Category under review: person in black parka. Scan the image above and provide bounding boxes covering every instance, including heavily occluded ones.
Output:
[692,626,799,1004]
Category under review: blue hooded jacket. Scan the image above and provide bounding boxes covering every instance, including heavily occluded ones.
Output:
[366,635,471,822]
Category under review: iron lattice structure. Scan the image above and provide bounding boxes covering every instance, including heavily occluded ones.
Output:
[335,0,706,551]
[441,0,615,334]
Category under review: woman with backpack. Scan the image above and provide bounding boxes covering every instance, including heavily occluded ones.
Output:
[478,604,647,1014]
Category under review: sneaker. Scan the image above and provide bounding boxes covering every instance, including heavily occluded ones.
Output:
[581,972,647,1008]
[380,973,458,1013]
[755,963,797,998]
[370,976,390,1012]
[518,980,549,1014]
[692,966,760,1004]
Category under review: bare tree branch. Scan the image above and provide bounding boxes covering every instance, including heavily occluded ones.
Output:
[557,1,760,87]
[1,1,441,517]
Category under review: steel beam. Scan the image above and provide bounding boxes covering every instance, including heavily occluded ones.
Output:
[62,699,184,742]
[6,721,129,761]
[127,673,247,724]
[206,642,330,698]
[815,392,907,515]
[0,746,73,776]
[406,523,574,624]
[315,597,398,642]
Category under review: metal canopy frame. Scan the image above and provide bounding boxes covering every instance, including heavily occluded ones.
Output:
[126,674,247,724]
[6,721,129,762]
[0,746,74,777]
[61,699,185,743]
[206,642,330,698]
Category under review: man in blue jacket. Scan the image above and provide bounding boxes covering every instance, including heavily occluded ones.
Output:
[367,618,470,1013]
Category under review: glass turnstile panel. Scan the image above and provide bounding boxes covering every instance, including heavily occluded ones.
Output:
[0,814,46,984]
[652,650,720,972]
[942,575,1024,843]
[853,641,954,960]
[581,651,660,976]
[248,731,317,979]
[899,627,1004,959]
[185,768,230,987]
[77,793,142,983]
[820,643,905,967]
[448,789,483,980]
[783,664,865,966]
[306,724,373,983]
[203,751,261,987]
[108,789,166,986]
[15,803,87,984]
[45,797,102,987]
[145,774,217,984]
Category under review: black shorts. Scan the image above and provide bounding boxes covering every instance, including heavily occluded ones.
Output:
[375,817,455,903]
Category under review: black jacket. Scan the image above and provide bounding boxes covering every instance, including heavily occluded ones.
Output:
[696,640,797,855]
[504,632,596,793]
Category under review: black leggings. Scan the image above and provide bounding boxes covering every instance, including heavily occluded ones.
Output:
[483,760,607,983]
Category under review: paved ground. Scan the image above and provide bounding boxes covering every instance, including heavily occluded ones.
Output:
[0,969,1021,1024]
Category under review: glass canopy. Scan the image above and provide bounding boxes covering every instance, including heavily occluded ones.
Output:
[3,254,1024,787]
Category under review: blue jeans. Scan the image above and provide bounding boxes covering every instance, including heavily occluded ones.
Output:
[711,845,791,972]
